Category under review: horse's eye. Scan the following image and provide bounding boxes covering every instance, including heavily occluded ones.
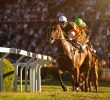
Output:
[52,26,56,31]
[53,27,56,31]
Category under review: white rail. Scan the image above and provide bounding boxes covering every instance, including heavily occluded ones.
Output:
[0,47,53,92]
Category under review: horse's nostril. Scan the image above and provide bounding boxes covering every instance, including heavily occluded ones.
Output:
[50,37,53,40]
[49,37,55,44]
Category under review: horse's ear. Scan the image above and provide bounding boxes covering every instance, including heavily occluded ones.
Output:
[50,19,54,24]
[50,19,58,26]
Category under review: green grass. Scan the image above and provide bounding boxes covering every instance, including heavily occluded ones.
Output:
[0,80,110,100]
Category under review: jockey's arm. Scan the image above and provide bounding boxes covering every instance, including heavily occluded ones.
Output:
[66,22,81,40]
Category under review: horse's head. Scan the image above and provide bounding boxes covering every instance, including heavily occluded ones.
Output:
[49,24,63,44]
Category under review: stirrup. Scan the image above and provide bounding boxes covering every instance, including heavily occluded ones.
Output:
[78,46,84,53]
[90,47,96,53]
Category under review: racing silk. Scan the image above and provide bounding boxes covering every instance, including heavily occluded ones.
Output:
[78,28,87,43]
[62,22,81,40]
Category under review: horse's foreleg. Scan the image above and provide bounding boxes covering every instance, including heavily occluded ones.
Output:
[94,60,99,93]
[88,79,92,92]
[70,74,76,91]
[58,69,67,91]
[94,69,98,93]
[80,81,85,91]
[76,68,80,91]
[85,69,90,92]
[79,75,85,92]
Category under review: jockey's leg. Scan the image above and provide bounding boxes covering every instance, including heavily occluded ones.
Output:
[72,39,84,52]
[86,41,96,54]
[67,39,83,52]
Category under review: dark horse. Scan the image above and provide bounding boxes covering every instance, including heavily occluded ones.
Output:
[49,24,98,92]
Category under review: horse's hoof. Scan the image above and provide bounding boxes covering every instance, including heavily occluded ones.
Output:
[89,88,92,92]
[72,87,79,92]
[80,87,84,92]
[63,88,68,92]
[76,87,79,92]
[85,88,89,92]
[89,89,91,92]
[72,88,75,92]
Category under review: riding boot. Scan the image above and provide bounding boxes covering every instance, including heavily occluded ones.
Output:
[87,42,96,54]
[90,45,96,54]
[68,39,84,53]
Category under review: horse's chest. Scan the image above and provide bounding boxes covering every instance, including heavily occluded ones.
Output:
[57,55,73,69]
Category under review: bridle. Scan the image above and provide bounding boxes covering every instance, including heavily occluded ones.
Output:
[50,25,78,57]
[50,25,70,43]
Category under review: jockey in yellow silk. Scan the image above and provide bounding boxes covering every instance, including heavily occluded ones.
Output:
[75,18,88,43]
[75,18,97,54]
[58,15,84,52]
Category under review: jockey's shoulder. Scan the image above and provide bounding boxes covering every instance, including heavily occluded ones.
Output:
[68,21,76,25]
[67,21,78,29]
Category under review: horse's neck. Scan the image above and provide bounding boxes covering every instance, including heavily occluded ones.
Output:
[56,32,71,55]
[56,40,66,53]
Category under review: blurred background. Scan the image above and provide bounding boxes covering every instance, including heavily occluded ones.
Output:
[0,0,110,80]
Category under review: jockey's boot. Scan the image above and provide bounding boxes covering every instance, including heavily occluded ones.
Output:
[87,42,96,54]
[90,45,96,54]
[74,41,84,53]
[69,39,84,53]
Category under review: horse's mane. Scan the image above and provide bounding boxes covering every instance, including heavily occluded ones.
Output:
[55,24,77,51]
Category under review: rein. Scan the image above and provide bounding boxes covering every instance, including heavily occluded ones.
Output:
[54,28,70,41]
[50,24,80,55]
[55,38,70,40]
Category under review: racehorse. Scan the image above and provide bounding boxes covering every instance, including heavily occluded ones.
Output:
[88,56,98,92]
[79,54,98,92]
[49,24,94,92]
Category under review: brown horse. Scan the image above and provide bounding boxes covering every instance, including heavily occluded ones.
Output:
[49,24,93,92]
[79,53,99,92]
[89,56,98,92]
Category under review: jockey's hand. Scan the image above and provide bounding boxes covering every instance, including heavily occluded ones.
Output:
[64,34,69,39]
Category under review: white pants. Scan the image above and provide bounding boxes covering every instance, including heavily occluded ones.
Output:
[68,31,76,40]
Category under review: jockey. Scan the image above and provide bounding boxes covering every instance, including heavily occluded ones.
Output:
[75,18,96,54]
[75,18,86,28]
[75,18,88,43]
[58,15,84,52]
